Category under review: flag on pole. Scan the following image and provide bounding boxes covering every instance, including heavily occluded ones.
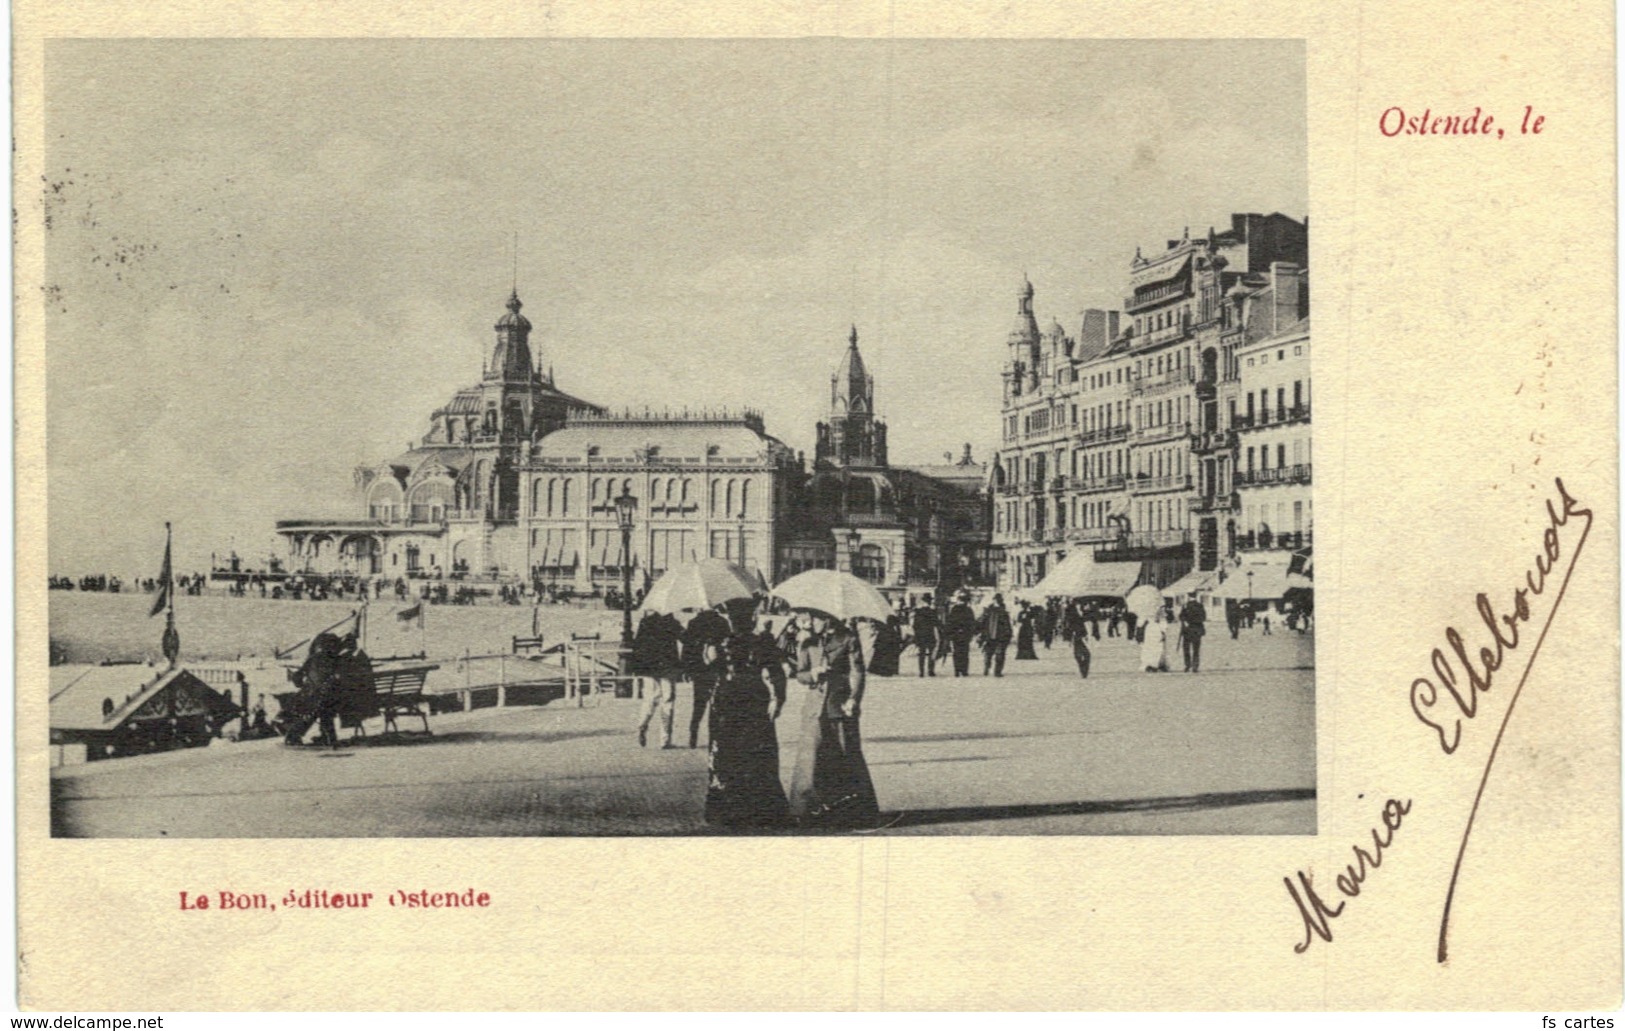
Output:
[397,603,423,624]
[148,524,173,618]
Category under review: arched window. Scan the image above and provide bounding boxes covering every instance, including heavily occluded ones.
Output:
[680,479,691,506]
[725,480,736,518]
[560,480,571,516]
[591,478,602,507]
[531,479,544,516]
[649,478,662,508]
[739,480,750,518]
[710,480,719,517]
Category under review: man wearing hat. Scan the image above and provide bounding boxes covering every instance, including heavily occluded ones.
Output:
[944,590,979,678]
[979,593,1014,678]
[910,593,941,677]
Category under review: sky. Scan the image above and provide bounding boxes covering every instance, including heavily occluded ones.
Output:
[42,39,1306,574]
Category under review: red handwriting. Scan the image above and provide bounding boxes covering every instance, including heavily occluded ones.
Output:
[1378,105,1545,140]
[1285,798,1412,952]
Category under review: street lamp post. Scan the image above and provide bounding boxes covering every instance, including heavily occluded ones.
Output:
[615,488,638,673]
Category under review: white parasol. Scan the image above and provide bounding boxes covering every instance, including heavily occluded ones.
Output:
[1124,583,1165,619]
[638,559,759,614]
[771,568,893,623]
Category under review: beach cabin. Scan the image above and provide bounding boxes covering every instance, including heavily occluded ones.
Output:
[50,664,244,766]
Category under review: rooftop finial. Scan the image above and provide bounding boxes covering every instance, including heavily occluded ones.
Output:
[849,325,859,348]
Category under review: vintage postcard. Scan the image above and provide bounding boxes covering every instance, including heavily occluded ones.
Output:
[14,0,1619,1012]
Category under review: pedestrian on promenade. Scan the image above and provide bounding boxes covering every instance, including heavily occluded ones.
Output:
[682,604,731,749]
[1140,611,1169,673]
[980,594,1013,677]
[945,591,978,677]
[910,593,941,677]
[704,599,789,828]
[1071,606,1092,679]
[1014,600,1038,661]
[1179,597,1207,673]
[1107,608,1120,638]
[787,608,879,829]
[632,609,683,748]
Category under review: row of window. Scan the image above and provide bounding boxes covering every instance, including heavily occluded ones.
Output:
[529,476,756,519]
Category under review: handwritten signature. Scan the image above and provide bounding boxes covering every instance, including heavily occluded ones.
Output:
[1285,477,1592,958]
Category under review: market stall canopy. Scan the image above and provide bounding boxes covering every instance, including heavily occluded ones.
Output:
[1161,568,1219,598]
[772,568,893,623]
[640,558,758,614]
[1211,560,1313,600]
[1027,550,1141,598]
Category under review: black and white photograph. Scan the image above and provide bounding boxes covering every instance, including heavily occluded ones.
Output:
[44,38,1313,838]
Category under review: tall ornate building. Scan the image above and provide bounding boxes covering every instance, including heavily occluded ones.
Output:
[784,327,994,591]
[277,290,604,579]
[993,213,1309,595]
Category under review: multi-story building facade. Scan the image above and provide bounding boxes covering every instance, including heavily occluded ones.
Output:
[994,213,1309,593]
[520,409,799,590]
[1232,265,1311,557]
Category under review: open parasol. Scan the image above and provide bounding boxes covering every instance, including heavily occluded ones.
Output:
[771,568,893,623]
[639,559,759,614]
[1124,583,1165,619]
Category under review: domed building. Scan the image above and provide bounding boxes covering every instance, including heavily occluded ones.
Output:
[277,289,605,580]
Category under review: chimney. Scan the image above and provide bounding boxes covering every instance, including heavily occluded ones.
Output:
[1271,262,1301,334]
[961,442,974,465]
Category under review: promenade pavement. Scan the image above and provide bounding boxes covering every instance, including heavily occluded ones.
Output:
[50,624,1315,838]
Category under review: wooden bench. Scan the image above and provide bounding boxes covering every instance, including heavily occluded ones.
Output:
[370,663,440,735]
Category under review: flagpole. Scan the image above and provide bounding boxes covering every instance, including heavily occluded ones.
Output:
[159,522,180,670]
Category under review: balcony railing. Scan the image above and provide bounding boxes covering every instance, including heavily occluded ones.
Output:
[1067,524,1123,545]
[1048,476,1069,492]
[1192,491,1240,514]
[1192,429,1235,453]
[1131,366,1196,397]
[1134,420,1192,444]
[1234,405,1310,432]
[1076,424,1131,446]
[1235,464,1312,488]
[1131,473,1194,494]
[1120,529,1192,550]
[1074,474,1127,494]
[1235,530,1313,552]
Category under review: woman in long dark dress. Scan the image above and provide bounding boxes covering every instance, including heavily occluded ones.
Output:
[1015,602,1039,660]
[787,610,879,829]
[703,599,789,828]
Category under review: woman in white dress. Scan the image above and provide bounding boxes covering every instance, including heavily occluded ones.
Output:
[1140,612,1170,673]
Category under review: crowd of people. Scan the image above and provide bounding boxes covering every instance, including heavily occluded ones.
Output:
[870,588,1306,681]
[626,596,879,831]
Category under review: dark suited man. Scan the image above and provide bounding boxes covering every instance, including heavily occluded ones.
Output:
[944,591,980,677]
[1178,597,1207,672]
[681,604,731,749]
[979,594,1014,677]
[910,594,942,677]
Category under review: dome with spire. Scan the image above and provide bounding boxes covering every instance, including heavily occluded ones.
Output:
[1008,275,1039,345]
[832,325,873,412]
[495,289,531,331]
[489,290,534,382]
